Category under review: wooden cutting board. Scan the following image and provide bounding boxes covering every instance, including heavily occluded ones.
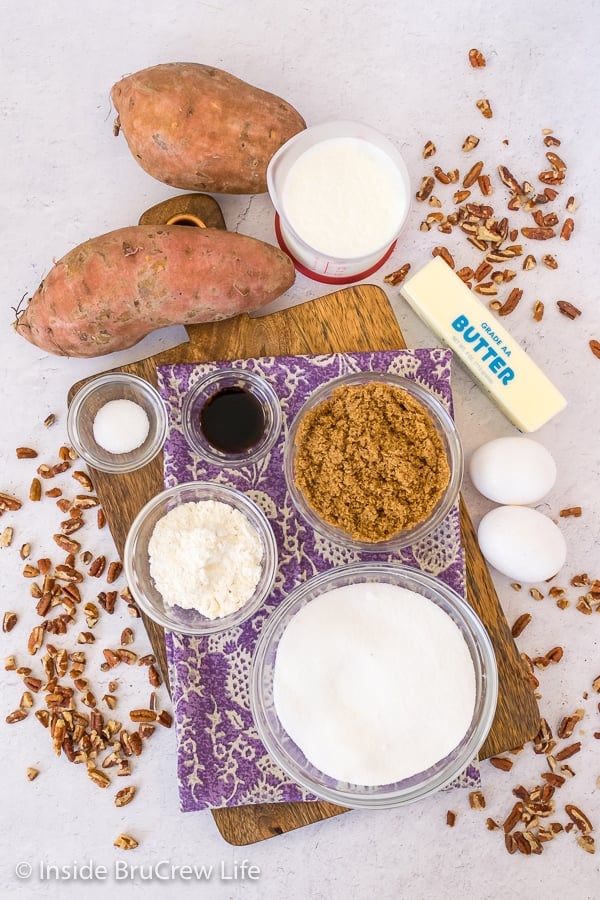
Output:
[69,283,540,846]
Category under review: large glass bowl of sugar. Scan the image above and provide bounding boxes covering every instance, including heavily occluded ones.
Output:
[267,121,411,283]
[250,562,498,808]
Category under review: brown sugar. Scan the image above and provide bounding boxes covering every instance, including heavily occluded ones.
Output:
[293,380,451,542]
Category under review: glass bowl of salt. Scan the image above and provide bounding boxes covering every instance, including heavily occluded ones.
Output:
[67,372,168,474]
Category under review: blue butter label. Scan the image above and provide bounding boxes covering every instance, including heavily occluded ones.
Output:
[451,314,515,385]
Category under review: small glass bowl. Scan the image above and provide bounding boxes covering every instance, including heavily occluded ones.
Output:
[123,481,278,635]
[67,372,168,474]
[283,371,463,552]
[181,368,282,467]
[250,562,498,808]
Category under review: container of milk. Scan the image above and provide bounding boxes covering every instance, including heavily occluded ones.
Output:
[267,121,410,284]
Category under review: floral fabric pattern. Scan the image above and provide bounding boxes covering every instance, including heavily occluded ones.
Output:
[157,349,481,812]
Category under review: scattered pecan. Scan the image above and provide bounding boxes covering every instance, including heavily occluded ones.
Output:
[469,790,486,810]
[114,834,138,850]
[423,140,436,159]
[463,160,484,188]
[129,709,156,723]
[88,555,106,578]
[156,710,173,728]
[478,174,493,195]
[589,340,600,359]
[554,742,581,761]
[511,612,532,638]
[565,804,593,835]
[521,226,556,240]
[3,611,18,633]
[566,195,578,212]
[432,246,455,268]
[498,287,523,317]
[560,217,574,241]
[16,447,38,459]
[476,98,493,118]
[577,835,596,854]
[383,263,411,286]
[559,507,582,518]
[416,175,435,202]
[0,525,13,549]
[114,786,136,808]
[541,254,558,269]
[556,300,581,319]
[469,48,486,67]
[106,561,123,584]
[462,134,480,152]
[0,492,22,511]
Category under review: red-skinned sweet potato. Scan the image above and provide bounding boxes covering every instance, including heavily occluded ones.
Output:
[15,225,295,357]
[111,63,306,194]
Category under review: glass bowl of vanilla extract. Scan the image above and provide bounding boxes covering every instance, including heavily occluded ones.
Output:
[181,368,283,467]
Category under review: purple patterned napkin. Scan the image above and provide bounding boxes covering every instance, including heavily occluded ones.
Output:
[157,349,480,812]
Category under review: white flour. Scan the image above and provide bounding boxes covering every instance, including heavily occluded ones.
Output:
[148,500,263,619]
[273,582,476,785]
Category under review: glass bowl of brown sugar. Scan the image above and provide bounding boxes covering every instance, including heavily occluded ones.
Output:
[283,371,463,552]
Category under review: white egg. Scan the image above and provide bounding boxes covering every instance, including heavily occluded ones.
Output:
[477,506,567,583]
[469,437,557,505]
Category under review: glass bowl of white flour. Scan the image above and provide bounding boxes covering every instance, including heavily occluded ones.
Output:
[123,481,278,634]
[250,562,497,808]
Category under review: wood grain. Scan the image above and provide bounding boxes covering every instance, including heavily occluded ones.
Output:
[69,283,540,846]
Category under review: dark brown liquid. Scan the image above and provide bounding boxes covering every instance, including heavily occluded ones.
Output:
[199,387,265,453]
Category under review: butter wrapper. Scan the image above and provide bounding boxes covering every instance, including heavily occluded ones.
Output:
[400,257,567,432]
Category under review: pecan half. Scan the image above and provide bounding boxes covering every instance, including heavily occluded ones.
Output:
[114,786,136,808]
[566,804,593,834]
[556,300,581,320]
[498,287,523,317]
[383,263,411,286]
[521,226,556,240]
[2,611,17,633]
[511,612,532,638]
[560,217,574,241]
[463,160,484,188]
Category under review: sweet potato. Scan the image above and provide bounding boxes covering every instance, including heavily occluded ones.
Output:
[15,225,295,358]
[111,63,306,194]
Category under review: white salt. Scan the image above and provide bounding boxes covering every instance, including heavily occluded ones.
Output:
[93,399,150,454]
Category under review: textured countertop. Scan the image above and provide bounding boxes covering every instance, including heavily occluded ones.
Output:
[2,1,599,897]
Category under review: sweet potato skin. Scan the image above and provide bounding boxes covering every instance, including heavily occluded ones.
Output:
[16,226,295,358]
[111,63,306,193]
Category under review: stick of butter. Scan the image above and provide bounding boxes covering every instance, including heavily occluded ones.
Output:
[400,257,567,432]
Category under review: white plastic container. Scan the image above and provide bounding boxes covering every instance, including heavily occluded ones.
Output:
[267,121,411,284]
